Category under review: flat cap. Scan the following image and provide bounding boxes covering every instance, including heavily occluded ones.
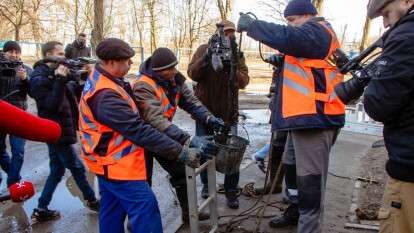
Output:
[367,0,395,19]
[96,38,135,60]
[219,20,236,31]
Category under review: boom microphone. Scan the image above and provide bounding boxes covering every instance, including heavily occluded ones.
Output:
[0,100,61,143]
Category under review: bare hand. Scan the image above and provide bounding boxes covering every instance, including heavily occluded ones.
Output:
[16,67,27,80]
[54,65,69,78]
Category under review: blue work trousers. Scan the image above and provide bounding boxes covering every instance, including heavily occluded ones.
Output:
[98,177,163,233]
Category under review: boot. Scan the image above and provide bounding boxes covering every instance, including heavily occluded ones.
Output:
[31,208,60,224]
[269,204,299,228]
[225,192,239,209]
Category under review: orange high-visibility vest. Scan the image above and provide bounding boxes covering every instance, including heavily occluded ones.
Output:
[79,69,146,181]
[276,20,345,130]
[136,75,181,121]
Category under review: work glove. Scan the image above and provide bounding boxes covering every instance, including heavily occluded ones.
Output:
[190,136,219,158]
[178,142,202,168]
[206,116,225,133]
[237,13,255,33]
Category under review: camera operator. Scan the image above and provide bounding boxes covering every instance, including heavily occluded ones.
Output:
[362,1,414,232]
[237,0,345,232]
[0,41,32,188]
[187,20,250,209]
[28,41,99,223]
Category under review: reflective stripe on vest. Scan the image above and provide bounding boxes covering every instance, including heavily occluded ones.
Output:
[79,69,146,181]
[281,20,345,119]
[136,75,181,121]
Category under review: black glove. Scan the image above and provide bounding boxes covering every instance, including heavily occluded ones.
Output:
[178,143,201,168]
[190,136,219,157]
[237,13,255,33]
[206,116,225,133]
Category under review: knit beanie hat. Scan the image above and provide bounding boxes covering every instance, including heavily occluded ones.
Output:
[151,47,178,71]
[3,41,21,53]
[284,0,318,18]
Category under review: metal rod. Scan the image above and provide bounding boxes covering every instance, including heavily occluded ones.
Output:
[195,159,213,175]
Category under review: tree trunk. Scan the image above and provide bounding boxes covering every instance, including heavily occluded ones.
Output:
[92,0,104,53]
[14,26,20,41]
[359,16,371,52]
[147,0,157,52]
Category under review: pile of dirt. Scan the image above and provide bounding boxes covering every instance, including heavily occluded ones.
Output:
[356,140,387,221]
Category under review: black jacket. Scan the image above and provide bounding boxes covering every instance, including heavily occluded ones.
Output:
[0,64,32,110]
[65,40,91,59]
[29,62,81,145]
[363,10,414,182]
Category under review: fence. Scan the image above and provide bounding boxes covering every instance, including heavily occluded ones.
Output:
[344,103,383,136]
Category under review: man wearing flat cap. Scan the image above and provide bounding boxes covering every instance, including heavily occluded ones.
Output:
[188,20,250,209]
[133,47,223,223]
[78,38,213,233]
[362,1,414,233]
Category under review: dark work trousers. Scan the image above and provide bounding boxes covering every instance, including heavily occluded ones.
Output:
[282,128,339,233]
[268,130,288,188]
[38,143,96,208]
[145,151,189,212]
[0,133,26,186]
[196,122,239,195]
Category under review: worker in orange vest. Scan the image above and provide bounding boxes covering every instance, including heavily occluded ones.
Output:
[132,47,224,223]
[78,38,216,233]
[237,0,345,232]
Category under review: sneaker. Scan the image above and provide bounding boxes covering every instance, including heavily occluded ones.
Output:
[201,185,209,199]
[31,208,60,224]
[86,199,100,212]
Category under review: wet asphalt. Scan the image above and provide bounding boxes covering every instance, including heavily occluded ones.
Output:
[0,96,380,233]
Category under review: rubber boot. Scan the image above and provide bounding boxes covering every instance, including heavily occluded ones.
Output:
[225,191,239,209]
[269,203,299,228]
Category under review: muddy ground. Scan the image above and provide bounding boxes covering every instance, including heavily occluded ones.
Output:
[355,141,387,222]
[0,89,385,233]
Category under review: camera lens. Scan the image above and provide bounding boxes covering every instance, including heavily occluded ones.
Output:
[334,77,367,104]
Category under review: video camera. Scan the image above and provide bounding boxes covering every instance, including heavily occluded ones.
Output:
[42,56,97,81]
[332,38,382,104]
[0,52,23,77]
[208,23,233,72]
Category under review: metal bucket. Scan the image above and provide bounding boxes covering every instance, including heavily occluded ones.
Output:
[215,135,249,175]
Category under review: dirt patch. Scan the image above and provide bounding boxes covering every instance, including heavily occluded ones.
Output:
[356,140,387,221]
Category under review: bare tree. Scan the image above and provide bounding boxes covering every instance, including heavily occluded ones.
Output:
[258,0,288,23]
[131,0,145,48]
[359,16,371,52]
[0,0,31,41]
[145,0,159,52]
[216,0,231,20]
[92,0,104,52]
